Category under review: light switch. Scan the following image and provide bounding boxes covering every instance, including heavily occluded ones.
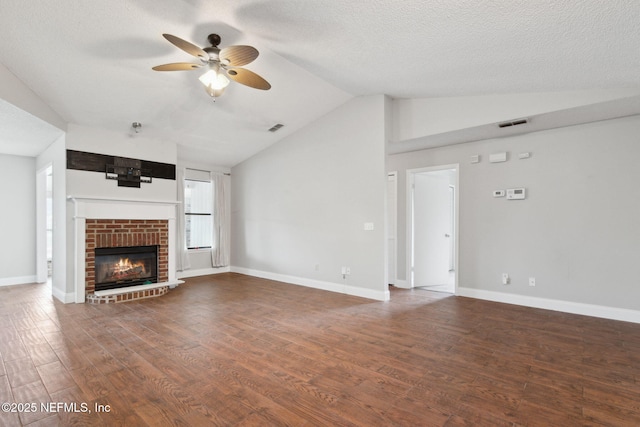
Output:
[489,152,508,163]
[364,222,374,231]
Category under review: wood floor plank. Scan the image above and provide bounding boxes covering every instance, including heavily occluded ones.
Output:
[10,315,37,332]
[0,339,29,363]
[521,380,584,417]
[92,390,150,427]
[18,414,60,426]
[36,360,76,395]
[24,342,59,367]
[445,403,515,427]
[0,374,21,427]
[3,358,41,389]
[11,380,52,425]
[49,386,107,427]
[0,408,22,427]
[81,344,126,377]
[16,328,47,347]
[381,397,452,427]
[0,275,639,426]
[0,374,12,402]
[67,364,114,402]
[52,342,93,372]
[582,377,640,413]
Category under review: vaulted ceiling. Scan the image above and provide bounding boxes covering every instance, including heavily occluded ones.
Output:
[1,1,639,166]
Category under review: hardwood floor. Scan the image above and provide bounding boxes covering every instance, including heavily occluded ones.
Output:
[1,273,639,426]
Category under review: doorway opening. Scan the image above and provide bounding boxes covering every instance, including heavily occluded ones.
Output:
[387,171,398,287]
[46,167,52,278]
[36,164,53,283]
[408,164,458,294]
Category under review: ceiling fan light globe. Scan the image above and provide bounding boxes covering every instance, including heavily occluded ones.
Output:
[205,85,226,98]
[199,70,230,90]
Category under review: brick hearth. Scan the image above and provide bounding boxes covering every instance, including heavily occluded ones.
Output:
[85,219,169,296]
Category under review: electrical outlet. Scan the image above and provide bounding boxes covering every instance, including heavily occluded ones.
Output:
[502,273,510,285]
[529,277,536,287]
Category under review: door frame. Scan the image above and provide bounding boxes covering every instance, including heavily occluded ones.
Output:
[386,171,398,286]
[407,164,459,293]
[36,163,52,283]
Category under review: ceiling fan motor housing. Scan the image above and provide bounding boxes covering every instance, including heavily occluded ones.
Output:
[207,34,221,47]
[203,46,220,61]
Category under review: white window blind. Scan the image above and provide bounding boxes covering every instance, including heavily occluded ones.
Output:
[184,177,213,250]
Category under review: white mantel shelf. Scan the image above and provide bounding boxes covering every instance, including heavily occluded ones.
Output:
[68,195,180,204]
[68,196,179,221]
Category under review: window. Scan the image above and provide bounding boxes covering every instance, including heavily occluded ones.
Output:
[184,179,213,249]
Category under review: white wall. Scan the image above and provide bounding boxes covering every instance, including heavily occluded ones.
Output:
[388,115,640,318]
[0,60,67,297]
[0,62,66,130]
[0,154,36,285]
[65,123,177,201]
[392,89,640,143]
[36,135,68,300]
[231,95,389,300]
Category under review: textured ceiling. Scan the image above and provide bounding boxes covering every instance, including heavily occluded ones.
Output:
[0,98,63,157]
[0,1,639,165]
[243,0,640,97]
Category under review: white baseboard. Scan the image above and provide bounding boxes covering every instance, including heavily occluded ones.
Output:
[52,286,75,304]
[392,279,410,289]
[177,266,231,279]
[231,266,390,301]
[0,275,37,287]
[457,287,640,324]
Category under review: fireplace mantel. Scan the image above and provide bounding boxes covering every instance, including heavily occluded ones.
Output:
[68,196,181,219]
[69,196,183,303]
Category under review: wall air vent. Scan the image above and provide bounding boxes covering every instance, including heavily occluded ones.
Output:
[268,123,284,132]
[498,118,528,128]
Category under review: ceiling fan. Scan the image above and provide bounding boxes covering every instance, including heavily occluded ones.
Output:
[152,33,271,99]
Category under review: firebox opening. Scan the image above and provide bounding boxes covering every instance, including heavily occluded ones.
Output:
[94,245,158,291]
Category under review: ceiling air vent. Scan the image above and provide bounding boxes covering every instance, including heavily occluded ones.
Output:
[498,118,528,128]
[268,123,284,132]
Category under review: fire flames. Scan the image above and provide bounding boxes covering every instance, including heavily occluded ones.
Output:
[108,257,147,281]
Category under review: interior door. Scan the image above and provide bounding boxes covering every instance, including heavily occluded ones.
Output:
[412,172,451,287]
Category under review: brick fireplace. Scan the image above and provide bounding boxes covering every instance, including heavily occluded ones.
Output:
[85,219,169,294]
[69,197,182,303]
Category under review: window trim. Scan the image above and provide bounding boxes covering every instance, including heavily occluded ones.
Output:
[184,178,214,250]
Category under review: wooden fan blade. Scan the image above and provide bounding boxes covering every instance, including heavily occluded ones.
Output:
[162,33,208,60]
[152,62,202,71]
[219,45,259,66]
[226,68,271,90]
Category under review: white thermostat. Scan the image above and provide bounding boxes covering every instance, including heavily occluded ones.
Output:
[506,188,526,200]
